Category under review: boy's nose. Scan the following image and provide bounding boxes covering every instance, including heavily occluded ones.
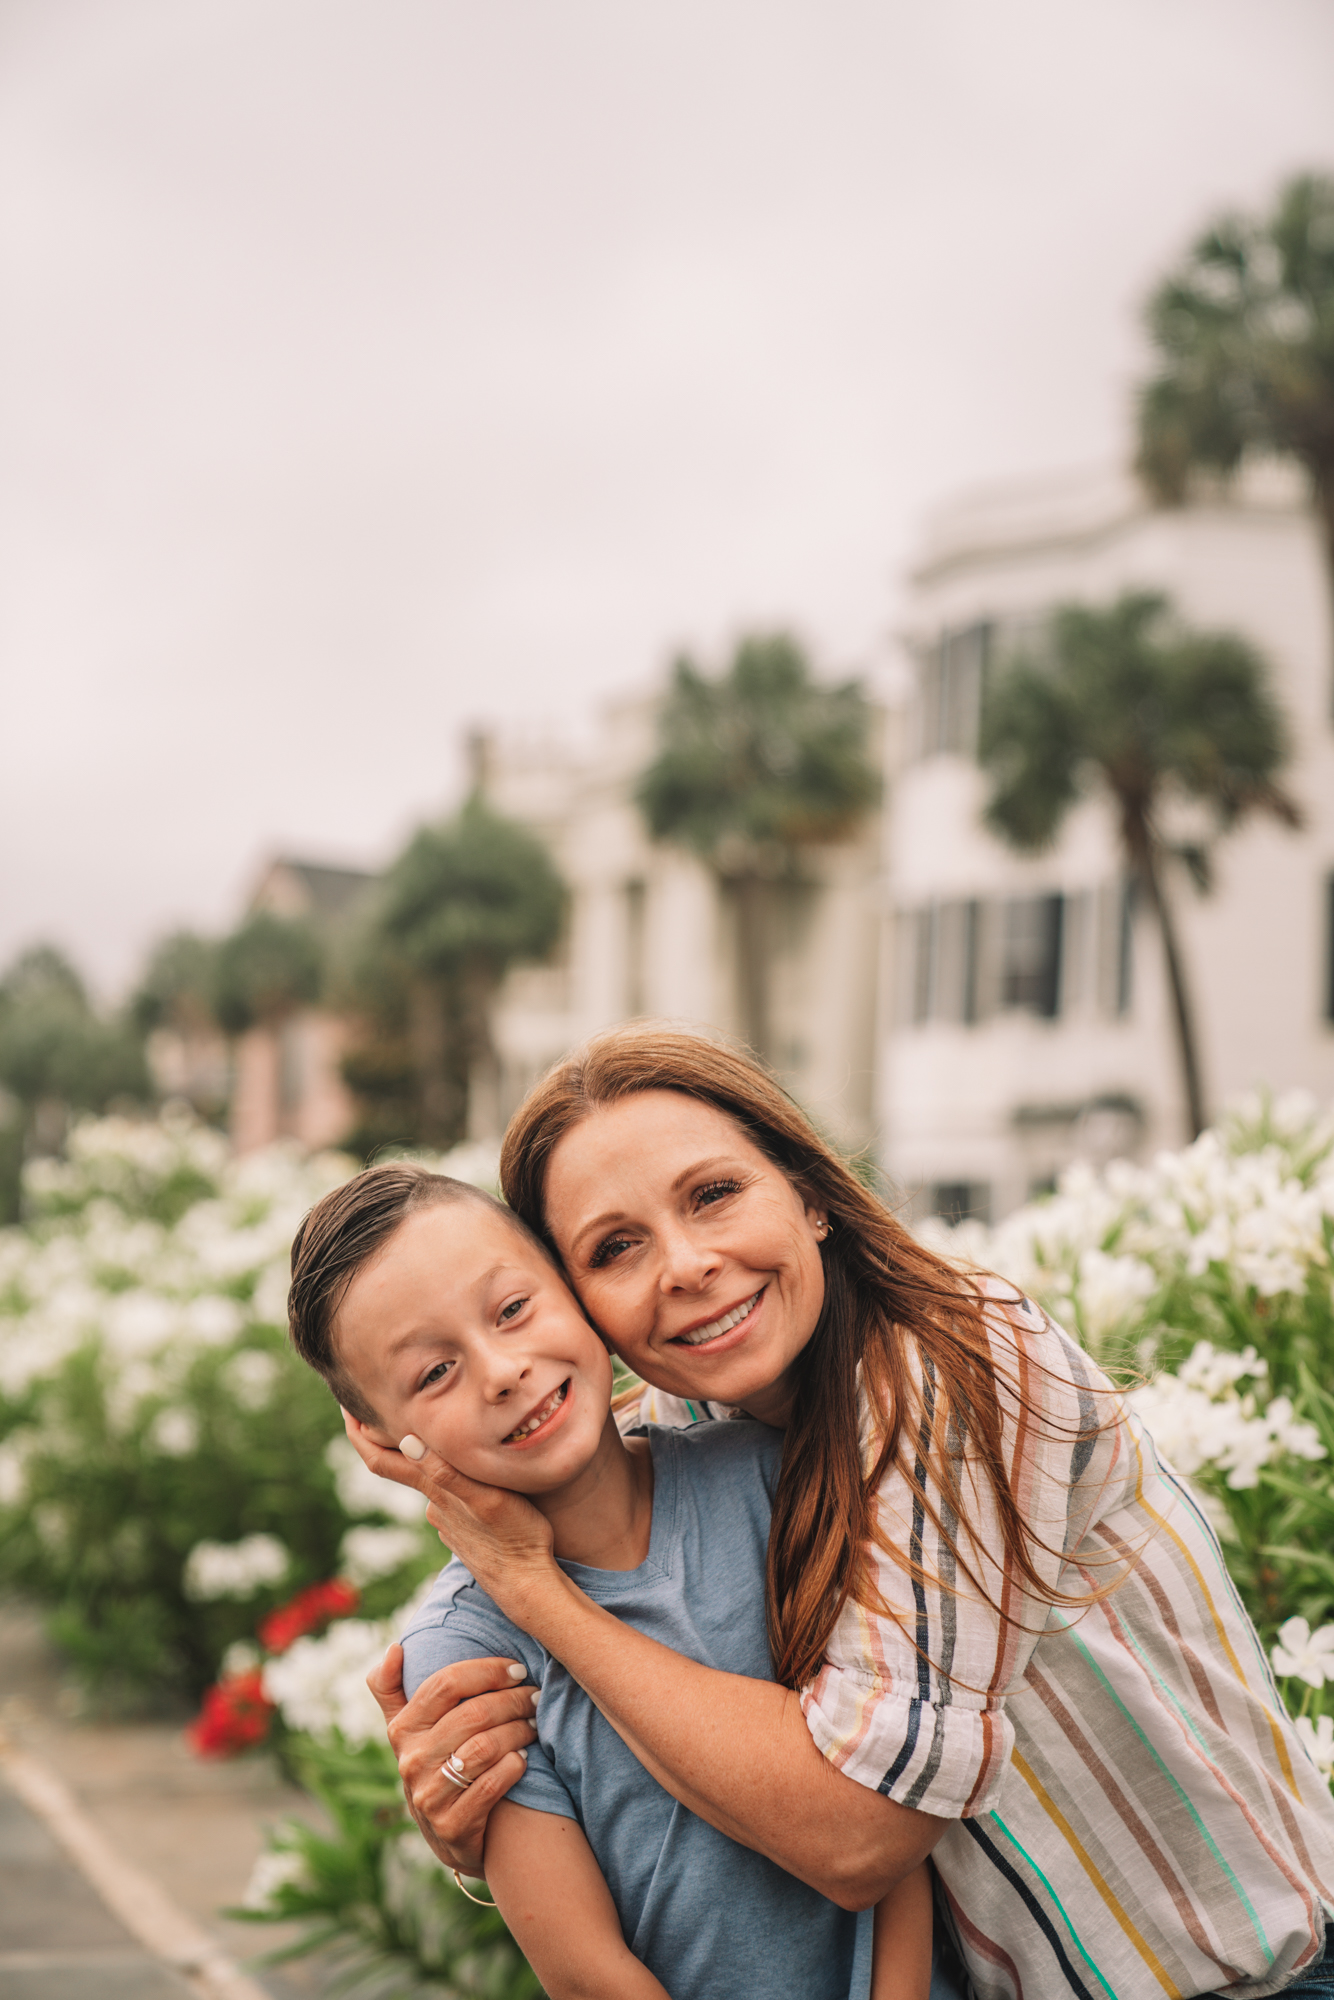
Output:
[486,1354,531,1402]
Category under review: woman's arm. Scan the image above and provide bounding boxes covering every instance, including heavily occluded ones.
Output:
[871,1863,934,2000]
[345,1418,943,1910]
[485,1803,670,2000]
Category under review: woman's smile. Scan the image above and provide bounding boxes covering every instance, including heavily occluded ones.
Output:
[669,1285,767,1350]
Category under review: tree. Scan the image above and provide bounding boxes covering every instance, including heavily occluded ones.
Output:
[376,795,565,1146]
[0,945,151,1217]
[131,931,221,1039]
[637,633,881,1060]
[1137,173,1334,624]
[979,592,1300,1139]
[212,912,323,1036]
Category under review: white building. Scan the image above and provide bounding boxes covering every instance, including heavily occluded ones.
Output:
[481,694,885,1152]
[880,463,1334,1224]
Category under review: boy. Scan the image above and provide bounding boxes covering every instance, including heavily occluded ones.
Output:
[287,1164,933,2000]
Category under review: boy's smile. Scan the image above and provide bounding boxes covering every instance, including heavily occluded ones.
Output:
[332,1201,618,1500]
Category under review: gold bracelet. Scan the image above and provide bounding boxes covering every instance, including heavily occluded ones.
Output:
[451,1868,497,1907]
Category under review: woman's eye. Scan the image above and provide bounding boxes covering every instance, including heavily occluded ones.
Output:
[420,1360,452,1390]
[498,1297,529,1323]
[696,1178,742,1209]
[588,1234,632,1270]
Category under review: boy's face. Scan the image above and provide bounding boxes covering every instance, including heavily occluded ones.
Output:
[333,1200,615,1494]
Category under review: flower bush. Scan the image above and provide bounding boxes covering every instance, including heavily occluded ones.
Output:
[920,1089,1334,1764]
[0,1110,496,1705]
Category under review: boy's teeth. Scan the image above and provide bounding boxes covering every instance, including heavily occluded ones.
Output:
[505,1381,568,1441]
[677,1291,761,1347]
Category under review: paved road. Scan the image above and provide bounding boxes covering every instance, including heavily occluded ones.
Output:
[0,1600,328,1998]
[0,1767,196,2000]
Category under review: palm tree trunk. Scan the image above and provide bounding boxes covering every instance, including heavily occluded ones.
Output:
[1132,834,1208,1141]
[407,975,460,1146]
[732,872,771,1060]
[459,955,501,1142]
[1314,468,1334,697]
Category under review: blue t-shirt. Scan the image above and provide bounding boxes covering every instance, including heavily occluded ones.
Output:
[401,1420,873,2000]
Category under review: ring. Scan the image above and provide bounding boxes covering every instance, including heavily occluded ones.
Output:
[441,1762,473,1791]
[452,1868,497,1906]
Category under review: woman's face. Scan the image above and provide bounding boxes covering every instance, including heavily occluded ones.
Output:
[542,1090,827,1426]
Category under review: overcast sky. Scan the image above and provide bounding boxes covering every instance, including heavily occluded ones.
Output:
[3,0,1332,997]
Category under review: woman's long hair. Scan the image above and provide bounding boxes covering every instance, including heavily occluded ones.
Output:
[500,1023,1107,1691]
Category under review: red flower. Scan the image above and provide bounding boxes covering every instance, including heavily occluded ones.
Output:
[187,1669,275,1759]
[258,1578,360,1657]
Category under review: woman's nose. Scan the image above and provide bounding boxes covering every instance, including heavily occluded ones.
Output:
[656,1223,720,1294]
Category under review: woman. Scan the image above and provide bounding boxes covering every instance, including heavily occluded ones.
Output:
[348,1025,1334,1998]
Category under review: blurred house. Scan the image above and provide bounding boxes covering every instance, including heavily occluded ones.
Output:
[478,695,885,1152]
[881,462,1334,1224]
[229,858,375,1153]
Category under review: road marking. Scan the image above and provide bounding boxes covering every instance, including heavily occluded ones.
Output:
[0,1728,273,2000]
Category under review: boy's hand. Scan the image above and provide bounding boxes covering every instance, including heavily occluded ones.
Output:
[367,1644,538,1877]
[341,1411,557,1602]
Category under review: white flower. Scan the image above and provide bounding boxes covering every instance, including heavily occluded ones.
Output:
[251,1261,292,1327]
[242,1846,309,1911]
[260,1579,436,1746]
[182,1294,244,1346]
[339,1524,424,1586]
[1272,1618,1334,1690]
[0,1433,34,1507]
[324,1435,427,1523]
[148,1406,199,1457]
[220,1639,262,1678]
[262,1617,389,1746]
[32,1502,70,1553]
[182,1533,290,1602]
[1295,1714,1334,1781]
[1127,1343,1325,1491]
[224,1349,279,1411]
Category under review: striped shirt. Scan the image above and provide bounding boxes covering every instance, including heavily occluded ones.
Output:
[637,1290,1334,1999]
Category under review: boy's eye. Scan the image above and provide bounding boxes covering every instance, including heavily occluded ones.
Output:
[498,1296,529,1323]
[588,1233,633,1271]
[419,1360,453,1390]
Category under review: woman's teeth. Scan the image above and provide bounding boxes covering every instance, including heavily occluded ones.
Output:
[675,1290,762,1347]
[504,1381,568,1442]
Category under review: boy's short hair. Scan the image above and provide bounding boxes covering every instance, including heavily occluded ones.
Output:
[287,1163,551,1426]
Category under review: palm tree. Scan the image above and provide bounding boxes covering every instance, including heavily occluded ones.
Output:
[1137,173,1334,620]
[979,592,1300,1140]
[378,795,565,1146]
[637,633,881,1061]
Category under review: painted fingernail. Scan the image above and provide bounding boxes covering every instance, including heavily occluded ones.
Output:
[449,1753,466,1773]
[518,1748,528,1761]
[530,1690,540,1710]
[506,1663,527,1682]
[399,1434,427,1461]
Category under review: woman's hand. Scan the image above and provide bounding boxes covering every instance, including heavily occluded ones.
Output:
[366,1644,539,1876]
[340,1412,558,1607]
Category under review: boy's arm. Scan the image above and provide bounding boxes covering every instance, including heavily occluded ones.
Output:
[484,1800,670,2000]
[871,1862,935,2000]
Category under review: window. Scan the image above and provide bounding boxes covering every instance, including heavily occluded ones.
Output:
[624,879,647,1018]
[929,1182,992,1226]
[904,899,980,1024]
[1000,895,1063,1018]
[918,622,991,759]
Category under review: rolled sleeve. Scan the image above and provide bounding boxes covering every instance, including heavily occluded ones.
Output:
[800,1662,1012,1819]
